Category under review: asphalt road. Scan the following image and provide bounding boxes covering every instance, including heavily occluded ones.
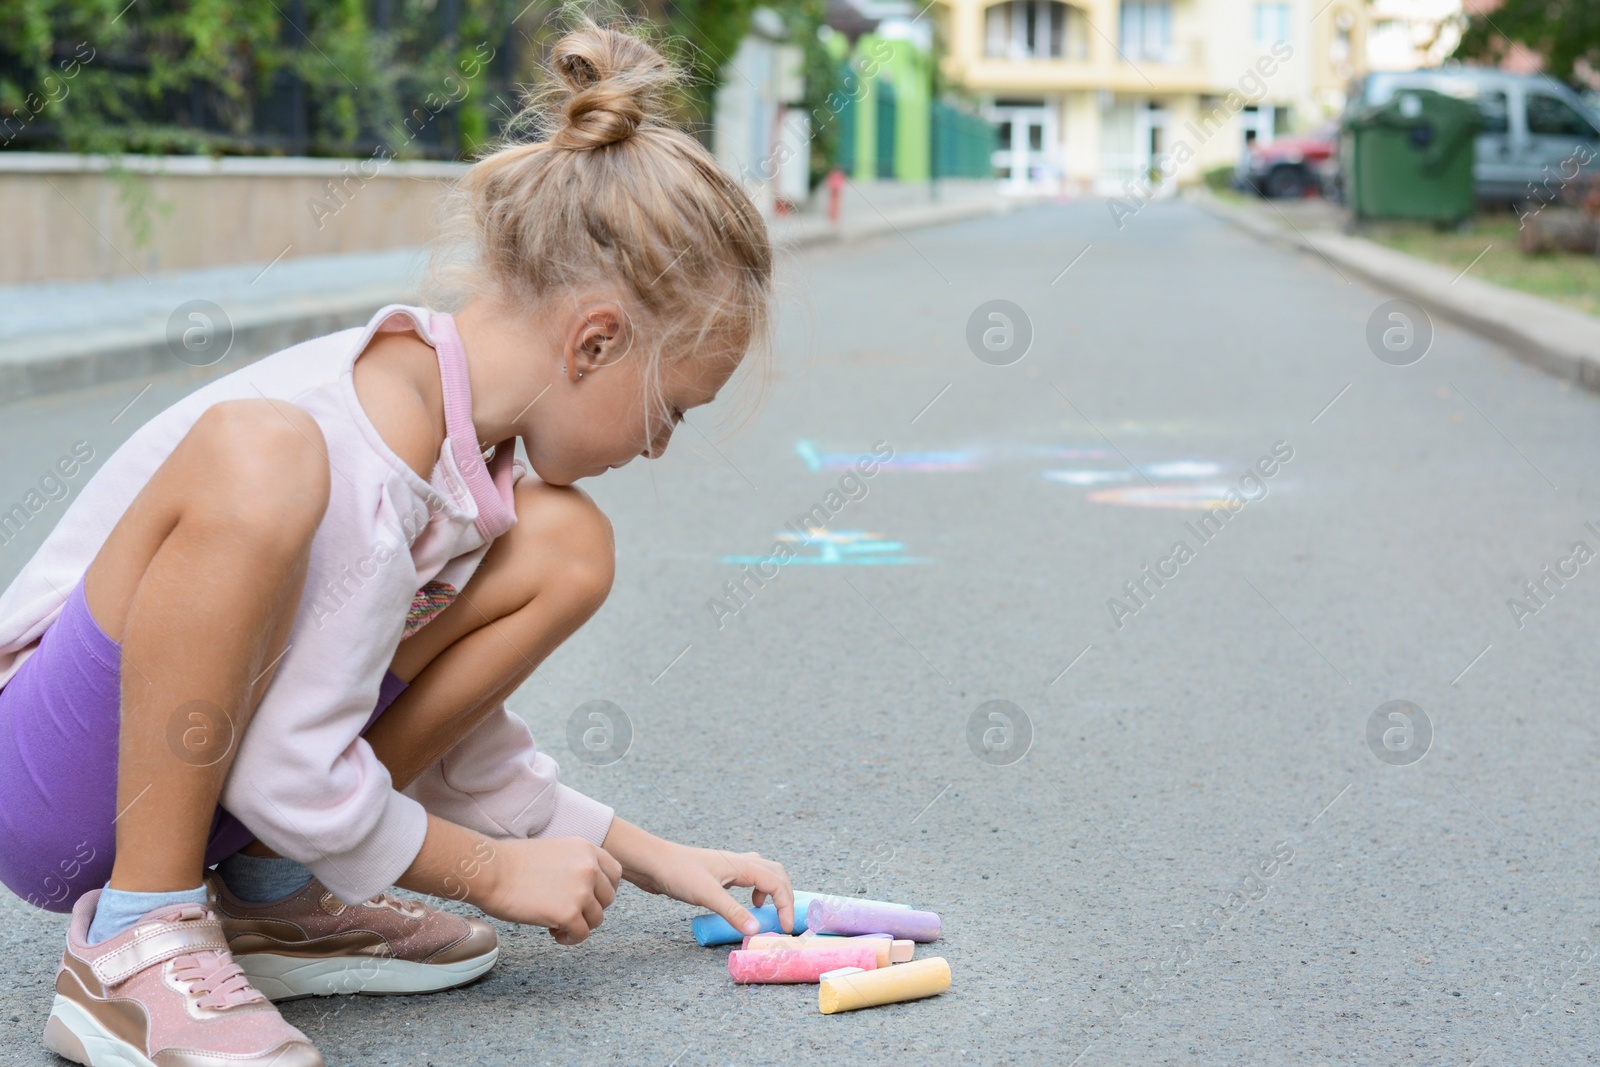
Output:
[2,199,1599,1065]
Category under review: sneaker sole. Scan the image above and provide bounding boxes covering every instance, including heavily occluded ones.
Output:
[43,994,158,1067]
[236,947,500,1001]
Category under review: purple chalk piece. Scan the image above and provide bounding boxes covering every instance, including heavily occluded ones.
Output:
[805,898,941,943]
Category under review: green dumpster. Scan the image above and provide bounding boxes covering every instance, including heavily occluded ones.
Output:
[1342,88,1480,223]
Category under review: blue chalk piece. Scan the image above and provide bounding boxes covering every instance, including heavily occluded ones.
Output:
[691,904,806,946]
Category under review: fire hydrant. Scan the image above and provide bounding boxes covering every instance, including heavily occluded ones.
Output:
[826,167,845,225]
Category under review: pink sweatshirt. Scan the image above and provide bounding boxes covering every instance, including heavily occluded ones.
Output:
[0,304,614,903]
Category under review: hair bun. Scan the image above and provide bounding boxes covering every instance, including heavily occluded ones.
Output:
[550,25,674,151]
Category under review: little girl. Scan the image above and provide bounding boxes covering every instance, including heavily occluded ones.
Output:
[0,21,793,1067]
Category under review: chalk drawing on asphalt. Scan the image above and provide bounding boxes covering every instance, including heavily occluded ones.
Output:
[721,529,931,566]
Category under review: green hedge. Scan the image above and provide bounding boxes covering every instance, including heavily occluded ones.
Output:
[0,1,789,160]
[0,0,545,157]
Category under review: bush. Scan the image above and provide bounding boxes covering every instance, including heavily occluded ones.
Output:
[0,0,542,158]
[0,2,776,160]
[1202,164,1236,191]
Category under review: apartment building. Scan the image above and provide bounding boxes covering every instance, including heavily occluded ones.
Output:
[930,0,1370,193]
[1365,0,1461,72]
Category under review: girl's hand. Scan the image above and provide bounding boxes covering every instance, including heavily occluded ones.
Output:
[603,817,794,936]
[398,817,622,946]
[478,836,624,945]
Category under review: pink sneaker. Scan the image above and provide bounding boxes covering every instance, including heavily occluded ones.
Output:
[209,876,498,1001]
[44,889,322,1067]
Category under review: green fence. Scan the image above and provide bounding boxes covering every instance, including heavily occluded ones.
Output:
[875,80,898,179]
[820,42,993,183]
[930,102,994,179]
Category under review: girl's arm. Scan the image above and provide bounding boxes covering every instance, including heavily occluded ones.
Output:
[601,817,795,936]
[402,704,616,846]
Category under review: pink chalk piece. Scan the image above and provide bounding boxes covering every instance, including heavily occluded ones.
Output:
[728,946,880,984]
[805,898,941,943]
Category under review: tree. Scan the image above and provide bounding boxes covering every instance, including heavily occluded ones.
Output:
[1455,0,1600,85]
[628,0,759,132]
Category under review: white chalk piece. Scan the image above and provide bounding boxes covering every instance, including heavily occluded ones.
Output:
[818,966,867,981]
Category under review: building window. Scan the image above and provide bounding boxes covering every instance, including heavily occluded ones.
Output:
[1119,2,1173,63]
[1254,2,1291,47]
[986,0,1088,60]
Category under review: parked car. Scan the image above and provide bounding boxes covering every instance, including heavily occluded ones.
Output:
[1237,122,1340,198]
[1342,69,1600,204]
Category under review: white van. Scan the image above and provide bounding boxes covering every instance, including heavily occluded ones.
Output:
[1345,69,1600,203]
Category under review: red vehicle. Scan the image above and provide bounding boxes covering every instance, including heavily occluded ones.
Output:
[1237,122,1340,199]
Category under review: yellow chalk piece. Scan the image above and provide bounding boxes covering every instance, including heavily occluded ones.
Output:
[818,957,950,1014]
[745,934,891,968]
[890,940,915,963]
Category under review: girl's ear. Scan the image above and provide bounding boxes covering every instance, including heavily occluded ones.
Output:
[566,301,631,376]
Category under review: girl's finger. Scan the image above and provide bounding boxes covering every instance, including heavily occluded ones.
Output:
[747,860,795,932]
[552,920,589,946]
[598,849,623,889]
[706,885,760,936]
[595,867,617,909]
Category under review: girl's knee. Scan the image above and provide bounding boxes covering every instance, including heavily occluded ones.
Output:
[184,400,331,543]
[510,481,615,608]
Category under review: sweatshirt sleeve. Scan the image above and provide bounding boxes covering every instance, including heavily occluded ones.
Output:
[402,705,615,847]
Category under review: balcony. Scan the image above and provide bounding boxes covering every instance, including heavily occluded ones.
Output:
[1116,37,1204,68]
[941,0,1210,94]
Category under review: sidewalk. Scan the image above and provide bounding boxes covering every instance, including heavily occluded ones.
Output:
[0,180,1011,400]
[1187,188,1600,389]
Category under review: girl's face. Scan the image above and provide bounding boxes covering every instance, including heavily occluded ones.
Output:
[522,305,744,486]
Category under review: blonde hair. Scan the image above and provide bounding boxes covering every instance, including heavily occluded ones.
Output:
[431,16,774,424]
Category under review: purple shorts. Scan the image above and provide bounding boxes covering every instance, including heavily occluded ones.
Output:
[0,579,407,913]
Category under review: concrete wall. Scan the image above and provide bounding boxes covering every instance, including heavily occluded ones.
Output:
[712,19,807,215]
[2,153,466,285]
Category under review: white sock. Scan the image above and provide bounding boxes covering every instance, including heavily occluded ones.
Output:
[86,885,208,945]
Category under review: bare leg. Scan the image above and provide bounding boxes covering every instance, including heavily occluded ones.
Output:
[364,479,614,791]
[84,399,331,893]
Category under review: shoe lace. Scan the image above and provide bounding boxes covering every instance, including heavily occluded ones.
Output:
[173,950,266,1011]
[365,891,427,921]
[164,907,267,1011]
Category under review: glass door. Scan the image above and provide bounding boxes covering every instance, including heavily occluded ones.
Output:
[990,104,1055,192]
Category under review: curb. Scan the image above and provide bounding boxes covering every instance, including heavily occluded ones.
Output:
[773,196,1013,251]
[1,286,420,402]
[5,198,1008,402]
[1186,189,1600,389]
